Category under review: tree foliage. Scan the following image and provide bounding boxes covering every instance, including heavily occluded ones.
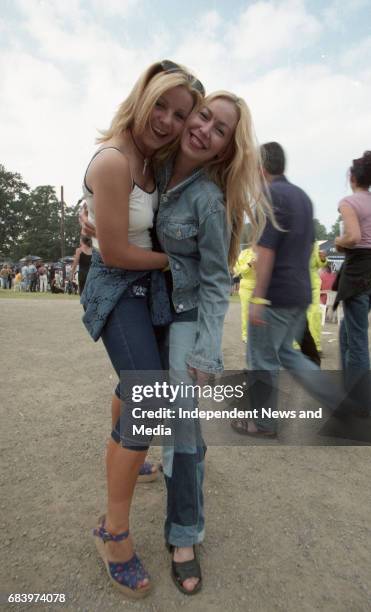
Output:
[313,218,328,240]
[0,164,80,262]
[326,215,342,240]
[0,164,29,259]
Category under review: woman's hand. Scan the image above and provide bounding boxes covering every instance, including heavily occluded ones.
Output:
[187,367,210,386]
[334,237,345,253]
[79,204,97,238]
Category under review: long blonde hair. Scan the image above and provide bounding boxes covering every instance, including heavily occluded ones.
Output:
[203,91,276,267]
[97,60,204,158]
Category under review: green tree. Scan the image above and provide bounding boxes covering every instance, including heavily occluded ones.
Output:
[327,215,342,240]
[17,185,61,261]
[64,201,82,254]
[313,218,328,240]
[0,164,82,261]
[0,164,30,259]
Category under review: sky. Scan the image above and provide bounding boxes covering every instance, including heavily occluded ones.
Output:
[0,0,370,229]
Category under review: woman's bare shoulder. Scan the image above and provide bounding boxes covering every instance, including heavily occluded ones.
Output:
[87,146,132,189]
[89,146,130,172]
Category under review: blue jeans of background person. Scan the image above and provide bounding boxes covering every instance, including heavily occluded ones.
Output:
[163,321,206,547]
[247,306,352,433]
[339,291,371,411]
[100,291,164,449]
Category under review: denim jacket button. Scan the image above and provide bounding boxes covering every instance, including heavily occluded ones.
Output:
[174,263,180,270]
[161,195,168,203]
[176,229,181,237]
[176,303,184,312]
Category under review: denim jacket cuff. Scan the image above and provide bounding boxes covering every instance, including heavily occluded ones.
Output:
[186,352,224,374]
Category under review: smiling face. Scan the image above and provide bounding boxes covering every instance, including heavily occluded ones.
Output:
[141,85,194,151]
[180,97,239,165]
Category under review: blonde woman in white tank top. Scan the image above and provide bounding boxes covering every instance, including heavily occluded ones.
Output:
[82,61,204,599]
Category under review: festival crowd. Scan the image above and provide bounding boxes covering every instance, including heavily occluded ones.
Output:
[0,237,92,295]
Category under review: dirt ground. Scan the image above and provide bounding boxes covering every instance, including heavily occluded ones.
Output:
[1,296,370,612]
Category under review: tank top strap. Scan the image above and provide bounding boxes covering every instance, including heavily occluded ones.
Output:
[84,146,134,194]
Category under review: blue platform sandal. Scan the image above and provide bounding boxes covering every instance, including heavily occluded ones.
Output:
[93,516,151,599]
[137,461,160,483]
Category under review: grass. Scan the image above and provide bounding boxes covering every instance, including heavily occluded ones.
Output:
[0,290,79,300]
[1,290,240,303]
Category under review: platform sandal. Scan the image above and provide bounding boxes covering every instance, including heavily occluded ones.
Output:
[93,515,151,599]
[167,544,202,596]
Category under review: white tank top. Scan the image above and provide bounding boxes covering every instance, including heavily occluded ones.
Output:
[82,147,158,251]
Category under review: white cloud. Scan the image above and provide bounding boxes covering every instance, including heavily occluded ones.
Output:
[90,0,139,17]
[169,0,323,90]
[15,0,124,63]
[340,36,371,70]
[322,0,370,30]
[199,10,222,32]
[226,0,322,64]
[242,63,371,222]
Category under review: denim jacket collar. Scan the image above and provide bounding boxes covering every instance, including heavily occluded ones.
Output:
[160,157,205,200]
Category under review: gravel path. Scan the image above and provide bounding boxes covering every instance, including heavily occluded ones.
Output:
[1,297,370,611]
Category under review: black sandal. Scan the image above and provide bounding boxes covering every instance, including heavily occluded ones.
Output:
[167,544,202,595]
[231,419,277,438]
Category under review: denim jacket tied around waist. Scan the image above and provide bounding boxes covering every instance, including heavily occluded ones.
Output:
[81,250,172,341]
[156,160,231,373]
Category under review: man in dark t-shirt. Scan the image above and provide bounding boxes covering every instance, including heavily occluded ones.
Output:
[258,176,314,307]
[236,143,346,437]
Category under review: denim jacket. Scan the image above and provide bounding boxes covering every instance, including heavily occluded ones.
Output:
[156,160,231,373]
[81,250,172,341]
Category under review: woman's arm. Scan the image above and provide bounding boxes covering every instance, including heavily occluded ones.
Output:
[186,207,231,376]
[335,204,362,249]
[70,248,81,277]
[87,150,168,270]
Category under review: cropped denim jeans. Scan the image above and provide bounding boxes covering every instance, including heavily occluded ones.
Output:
[163,320,206,547]
[100,291,164,449]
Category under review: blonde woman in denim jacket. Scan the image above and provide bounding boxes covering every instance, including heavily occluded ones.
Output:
[153,91,272,595]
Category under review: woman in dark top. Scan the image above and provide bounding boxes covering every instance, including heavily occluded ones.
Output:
[71,235,92,294]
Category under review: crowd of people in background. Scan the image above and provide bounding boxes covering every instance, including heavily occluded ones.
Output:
[0,242,92,296]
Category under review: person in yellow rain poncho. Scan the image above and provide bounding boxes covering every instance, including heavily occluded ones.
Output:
[234,247,256,343]
[307,242,327,352]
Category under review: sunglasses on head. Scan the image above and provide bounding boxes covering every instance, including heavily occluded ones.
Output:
[159,59,205,96]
